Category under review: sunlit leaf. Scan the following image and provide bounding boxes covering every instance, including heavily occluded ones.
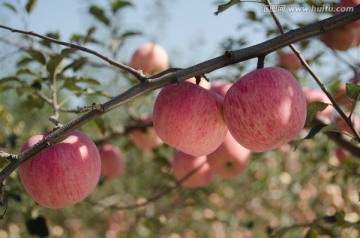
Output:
[25,49,46,65]
[89,5,110,26]
[306,101,330,125]
[2,2,17,13]
[111,0,133,14]
[345,83,360,101]
[214,0,240,15]
[25,0,37,13]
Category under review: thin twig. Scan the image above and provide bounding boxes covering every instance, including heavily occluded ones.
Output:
[0,24,147,82]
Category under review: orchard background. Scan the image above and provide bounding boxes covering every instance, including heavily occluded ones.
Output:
[0,0,360,237]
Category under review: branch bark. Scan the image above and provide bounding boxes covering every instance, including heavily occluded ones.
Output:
[0,7,359,185]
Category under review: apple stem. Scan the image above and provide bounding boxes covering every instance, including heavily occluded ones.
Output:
[257,55,266,69]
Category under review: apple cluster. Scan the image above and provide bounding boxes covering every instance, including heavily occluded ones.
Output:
[321,0,360,51]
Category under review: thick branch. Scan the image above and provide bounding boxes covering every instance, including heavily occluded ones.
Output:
[0,7,359,184]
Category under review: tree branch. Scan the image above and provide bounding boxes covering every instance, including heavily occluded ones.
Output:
[0,24,147,82]
[0,7,359,185]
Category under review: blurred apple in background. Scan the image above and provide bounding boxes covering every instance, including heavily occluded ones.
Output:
[302,86,334,118]
[99,144,125,180]
[129,114,163,153]
[130,42,169,74]
[171,150,213,188]
[278,51,301,73]
[321,26,360,51]
[334,113,360,135]
[207,132,251,179]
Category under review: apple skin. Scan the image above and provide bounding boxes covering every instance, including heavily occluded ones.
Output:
[171,150,213,188]
[332,83,354,110]
[129,115,163,152]
[130,42,169,74]
[207,131,251,179]
[302,86,334,117]
[99,144,125,180]
[223,67,307,152]
[278,52,301,73]
[19,131,101,209]
[153,81,228,156]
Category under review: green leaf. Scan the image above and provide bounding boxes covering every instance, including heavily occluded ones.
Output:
[63,76,100,85]
[39,32,60,48]
[111,0,133,13]
[63,57,88,72]
[293,124,338,149]
[2,2,17,13]
[305,228,319,238]
[46,48,75,79]
[345,83,360,101]
[0,77,20,84]
[25,0,37,13]
[306,101,330,124]
[16,68,39,76]
[214,0,240,15]
[120,31,141,40]
[304,124,337,140]
[89,5,110,26]
[16,57,33,66]
[25,49,46,65]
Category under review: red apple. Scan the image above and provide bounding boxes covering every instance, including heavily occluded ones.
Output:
[19,131,101,209]
[207,131,251,179]
[278,52,301,73]
[99,144,124,180]
[223,67,307,152]
[210,81,232,97]
[129,115,163,152]
[171,150,213,188]
[153,81,228,156]
[302,86,334,117]
[130,42,169,74]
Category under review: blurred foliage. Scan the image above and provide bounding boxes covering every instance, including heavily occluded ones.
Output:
[0,0,359,237]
